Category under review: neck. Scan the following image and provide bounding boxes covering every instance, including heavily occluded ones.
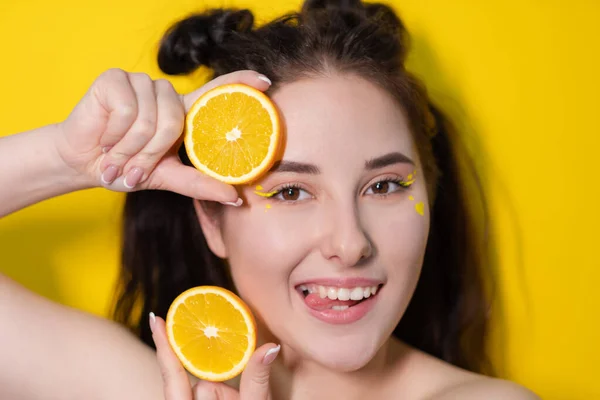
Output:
[267,336,409,400]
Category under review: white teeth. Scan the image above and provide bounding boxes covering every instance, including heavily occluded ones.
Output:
[332,305,349,310]
[327,287,338,300]
[350,287,364,300]
[319,286,327,299]
[337,288,350,301]
[301,284,381,301]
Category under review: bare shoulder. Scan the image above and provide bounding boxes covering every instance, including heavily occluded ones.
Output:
[431,376,540,400]
[0,273,165,400]
[386,341,538,400]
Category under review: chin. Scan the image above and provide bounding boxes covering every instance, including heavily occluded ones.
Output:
[297,332,386,372]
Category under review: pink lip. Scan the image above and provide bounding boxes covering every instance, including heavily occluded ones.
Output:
[295,277,384,288]
[294,279,385,325]
[303,292,380,325]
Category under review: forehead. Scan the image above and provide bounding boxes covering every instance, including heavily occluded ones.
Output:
[270,74,416,165]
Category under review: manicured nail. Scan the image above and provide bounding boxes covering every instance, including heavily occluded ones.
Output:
[100,165,119,185]
[257,75,272,85]
[262,345,280,365]
[101,146,112,154]
[149,312,156,334]
[220,198,243,207]
[124,167,144,189]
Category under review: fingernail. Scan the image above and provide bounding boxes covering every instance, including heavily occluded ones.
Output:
[124,167,144,189]
[262,345,280,365]
[149,312,156,334]
[101,146,112,154]
[220,198,243,207]
[100,165,119,185]
[257,75,272,85]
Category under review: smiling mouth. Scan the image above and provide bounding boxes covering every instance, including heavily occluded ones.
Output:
[297,284,383,311]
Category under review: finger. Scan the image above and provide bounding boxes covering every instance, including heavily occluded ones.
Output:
[102,73,158,175]
[239,343,280,400]
[150,313,193,400]
[122,78,185,187]
[142,156,240,203]
[182,70,272,112]
[193,382,218,400]
[92,68,139,147]
[193,380,238,400]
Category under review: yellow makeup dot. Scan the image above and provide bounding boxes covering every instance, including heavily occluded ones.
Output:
[409,195,414,201]
[265,204,272,212]
[415,202,424,216]
[255,185,263,191]
[407,174,413,180]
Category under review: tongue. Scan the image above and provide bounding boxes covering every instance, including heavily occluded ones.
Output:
[304,293,360,311]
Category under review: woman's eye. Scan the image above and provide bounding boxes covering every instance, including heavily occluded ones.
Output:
[274,187,311,201]
[365,180,404,196]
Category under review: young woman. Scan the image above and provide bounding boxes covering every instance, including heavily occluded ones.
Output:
[0,0,538,399]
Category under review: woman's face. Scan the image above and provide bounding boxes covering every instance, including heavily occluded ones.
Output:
[198,73,430,371]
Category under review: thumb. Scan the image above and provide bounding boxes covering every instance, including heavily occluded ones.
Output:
[239,343,280,400]
[145,156,240,203]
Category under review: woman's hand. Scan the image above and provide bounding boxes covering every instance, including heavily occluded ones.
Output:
[56,68,272,203]
[150,313,280,400]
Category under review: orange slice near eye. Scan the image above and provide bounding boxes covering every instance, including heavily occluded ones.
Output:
[184,84,282,184]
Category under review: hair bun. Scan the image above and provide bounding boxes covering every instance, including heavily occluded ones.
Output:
[158,9,254,75]
[364,3,405,34]
[302,0,363,12]
[302,0,404,36]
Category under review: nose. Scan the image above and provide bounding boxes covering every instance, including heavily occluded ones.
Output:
[319,202,373,268]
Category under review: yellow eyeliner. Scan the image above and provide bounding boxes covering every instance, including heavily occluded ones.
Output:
[254,190,278,198]
[401,169,417,187]
[401,177,416,187]
[254,184,278,198]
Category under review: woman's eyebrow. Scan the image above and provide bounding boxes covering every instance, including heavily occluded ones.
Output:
[269,160,321,174]
[365,152,415,170]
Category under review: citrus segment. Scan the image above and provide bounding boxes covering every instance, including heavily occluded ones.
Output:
[184,84,281,184]
[166,286,256,382]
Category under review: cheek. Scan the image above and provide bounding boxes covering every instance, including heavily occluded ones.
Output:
[362,198,430,329]
[364,195,430,279]
[382,206,428,257]
[220,205,319,307]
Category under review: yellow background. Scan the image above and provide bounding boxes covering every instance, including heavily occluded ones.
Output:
[1,0,598,398]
